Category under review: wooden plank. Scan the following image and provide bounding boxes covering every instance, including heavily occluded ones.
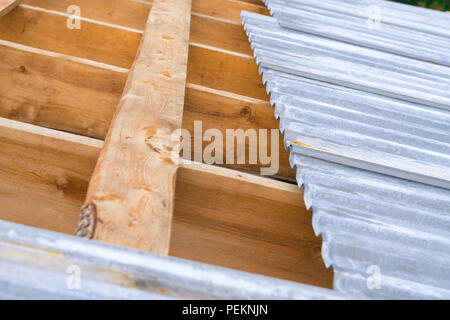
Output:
[23,0,151,30]
[0,40,127,139]
[0,5,142,68]
[0,118,101,234]
[190,12,252,55]
[0,120,327,284]
[187,43,268,100]
[0,0,22,18]
[237,0,265,5]
[171,162,332,288]
[192,0,269,23]
[80,0,192,254]
[183,83,295,181]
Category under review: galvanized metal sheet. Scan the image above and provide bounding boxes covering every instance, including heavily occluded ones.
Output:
[242,11,450,190]
[0,220,346,299]
[293,154,450,299]
[263,0,450,38]
[242,0,450,300]
[263,0,450,66]
[242,12,450,111]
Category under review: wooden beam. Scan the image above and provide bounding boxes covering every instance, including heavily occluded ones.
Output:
[236,0,265,5]
[171,162,332,288]
[80,0,192,254]
[0,0,22,18]
[183,83,295,181]
[0,40,127,139]
[0,119,331,286]
[192,0,269,23]
[190,12,252,55]
[23,0,151,30]
[1,1,287,181]
[0,118,101,234]
[0,5,142,68]
[187,43,268,100]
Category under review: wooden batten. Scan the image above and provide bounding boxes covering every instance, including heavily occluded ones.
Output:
[192,0,269,23]
[190,12,253,55]
[22,0,152,30]
[172,162,332,288]
[0,115,330,287]
[81,0,193,254]
[0,4,142,68]
[0,0,22,18]
[0,118,101,234]
[0,116,331,286]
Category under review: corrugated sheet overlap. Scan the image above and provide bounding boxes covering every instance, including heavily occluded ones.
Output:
[242,0,450,299]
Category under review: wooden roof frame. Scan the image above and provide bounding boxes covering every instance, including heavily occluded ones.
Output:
[0,0,22,18]
[0,0,332,288]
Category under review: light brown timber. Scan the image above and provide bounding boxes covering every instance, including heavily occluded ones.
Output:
[0,40,127,139]
[82,0,192,254]
[0,118,331,287]
[183,83,296,181]
[22,0,151,30]
[0,4,142,68]
[0,0,333,289]
[0,118,101,234]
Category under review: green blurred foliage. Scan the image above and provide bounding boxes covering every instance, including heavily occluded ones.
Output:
[391,0,450,11]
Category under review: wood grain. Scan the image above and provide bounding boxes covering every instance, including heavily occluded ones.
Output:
[192,0,269,23]
[0,122,330,286]
[0,40,127,139]
[187,43,268,100]
[183,83,295,181]
[0,118,101,234]
[23,0,151,30]
[0,5,142,68]
[171,162,332,288]
[83,0,192,254]
[190,12,252,55]
[0,0,22,18]
[0,119,328,285]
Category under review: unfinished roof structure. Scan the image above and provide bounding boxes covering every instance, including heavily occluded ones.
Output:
[0,0,339,299]
[0,0,448,299]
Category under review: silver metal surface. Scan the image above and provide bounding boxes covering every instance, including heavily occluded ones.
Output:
[293,154,450,299]
[263,0,450,66]
[263,0,450,38]
[242,12,450,112]
[242,0,450,300]
[242,11,450,190]
[0,220,346,300]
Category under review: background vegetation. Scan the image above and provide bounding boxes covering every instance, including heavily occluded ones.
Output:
[392,0,450,11]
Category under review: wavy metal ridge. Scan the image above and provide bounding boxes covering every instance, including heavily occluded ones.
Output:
[242,0,450,299]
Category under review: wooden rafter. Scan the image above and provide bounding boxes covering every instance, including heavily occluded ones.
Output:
[78,0,193,254]
[0,0,22,18]
[0,0,331,288]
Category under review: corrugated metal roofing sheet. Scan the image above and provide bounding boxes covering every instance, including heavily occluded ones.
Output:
[0,220,346,299]
[263,0,450,66]
[242,0,450,299]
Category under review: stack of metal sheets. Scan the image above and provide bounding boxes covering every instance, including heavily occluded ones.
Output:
[242,0,450,299]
